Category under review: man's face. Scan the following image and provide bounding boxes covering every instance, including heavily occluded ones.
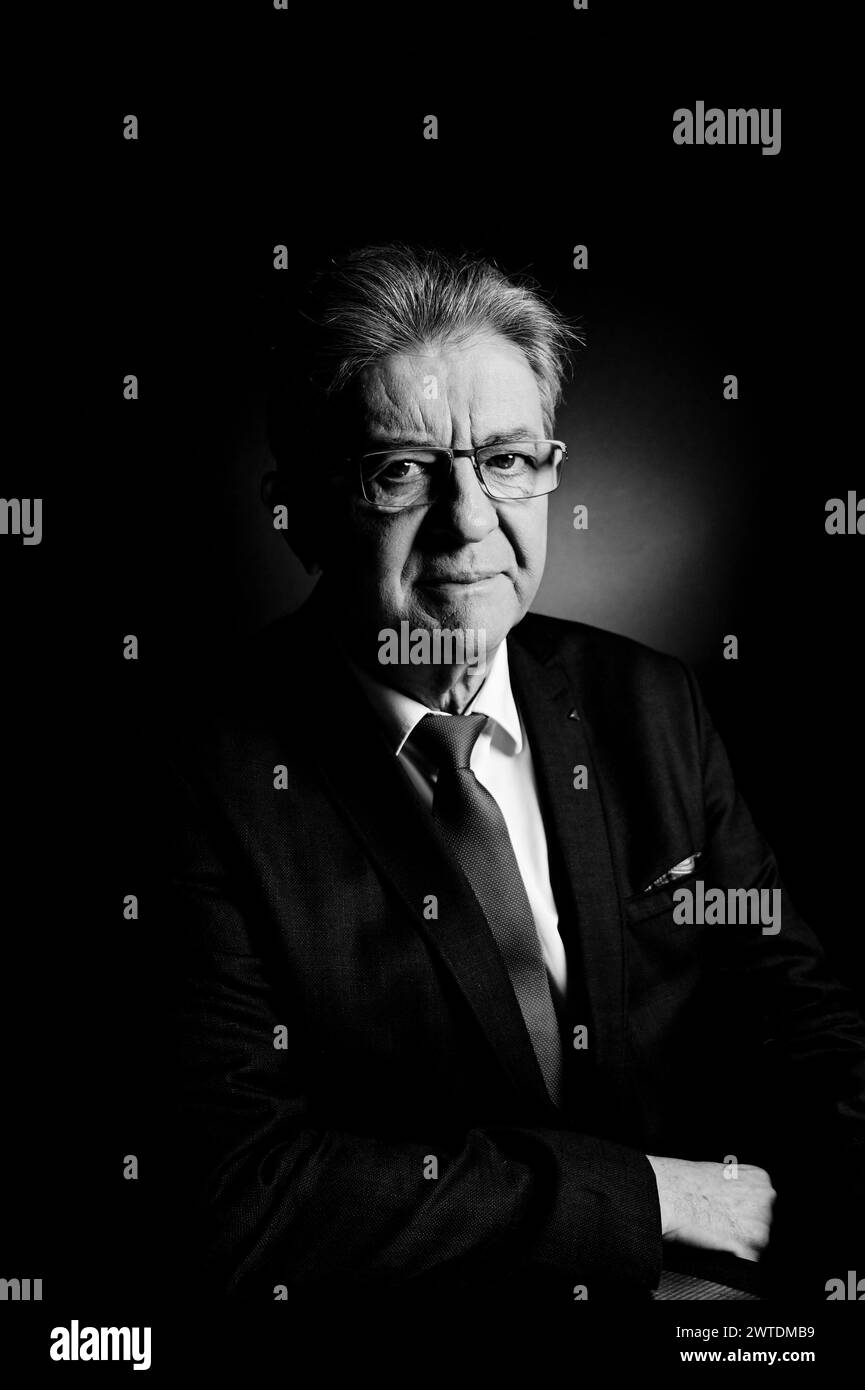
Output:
[326,331,551,669]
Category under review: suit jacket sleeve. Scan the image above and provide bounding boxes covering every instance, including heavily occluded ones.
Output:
[164,757,662,1300]
[682,661,865,1271]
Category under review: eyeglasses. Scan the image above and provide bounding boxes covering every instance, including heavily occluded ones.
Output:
[353,439,567,511]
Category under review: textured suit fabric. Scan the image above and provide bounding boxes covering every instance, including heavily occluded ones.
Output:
[652,1272,760,1300]
[162,597,865,1305]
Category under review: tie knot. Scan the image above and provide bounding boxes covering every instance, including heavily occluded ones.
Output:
[413,711,487,771]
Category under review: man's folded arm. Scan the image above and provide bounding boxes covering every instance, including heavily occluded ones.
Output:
[682,662,865,1254]
[165,765,662,1298]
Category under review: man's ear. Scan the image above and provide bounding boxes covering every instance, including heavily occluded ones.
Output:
[261,470,323,576]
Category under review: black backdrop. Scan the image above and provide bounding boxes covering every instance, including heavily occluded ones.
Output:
[2,2,861,1374]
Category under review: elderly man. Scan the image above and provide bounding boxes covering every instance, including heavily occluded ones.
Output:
[167,244,864,1307]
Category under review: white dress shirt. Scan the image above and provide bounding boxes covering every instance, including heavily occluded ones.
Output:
[351,640,568,1006]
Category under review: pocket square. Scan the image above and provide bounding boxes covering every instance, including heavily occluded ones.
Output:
[645,852,701,892]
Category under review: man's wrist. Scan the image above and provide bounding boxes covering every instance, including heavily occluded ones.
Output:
[646,1153,675,1237]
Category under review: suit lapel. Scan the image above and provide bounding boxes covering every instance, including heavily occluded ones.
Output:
[278,608,556,1115]
[509,630,629,1128]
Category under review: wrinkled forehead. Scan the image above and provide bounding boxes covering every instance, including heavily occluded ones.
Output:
[351,332,546,446]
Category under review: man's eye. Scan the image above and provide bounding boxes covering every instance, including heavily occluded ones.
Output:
[486,452,531,471]
[379,457,426,481]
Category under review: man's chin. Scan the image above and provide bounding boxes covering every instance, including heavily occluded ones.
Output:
[410,580,518,646]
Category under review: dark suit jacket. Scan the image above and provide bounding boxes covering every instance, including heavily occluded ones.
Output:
[163,596,865,1307]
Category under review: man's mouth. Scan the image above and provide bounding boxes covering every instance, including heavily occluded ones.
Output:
[420,572,501,585]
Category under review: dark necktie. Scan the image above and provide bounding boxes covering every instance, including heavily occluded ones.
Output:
[412,711,564,1107]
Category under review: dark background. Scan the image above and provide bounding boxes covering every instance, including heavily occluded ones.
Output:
[1,1,861,1371]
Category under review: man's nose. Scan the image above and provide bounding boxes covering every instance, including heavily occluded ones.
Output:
[431,456,498,541]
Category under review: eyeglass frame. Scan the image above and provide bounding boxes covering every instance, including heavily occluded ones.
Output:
[347,440,569,511]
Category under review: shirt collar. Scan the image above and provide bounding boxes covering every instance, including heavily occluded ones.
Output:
[350,638,523,758]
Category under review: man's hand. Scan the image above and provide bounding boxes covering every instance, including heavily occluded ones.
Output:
[647,1155,776,1262]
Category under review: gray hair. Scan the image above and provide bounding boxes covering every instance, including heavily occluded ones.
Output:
[268,243,583,470]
